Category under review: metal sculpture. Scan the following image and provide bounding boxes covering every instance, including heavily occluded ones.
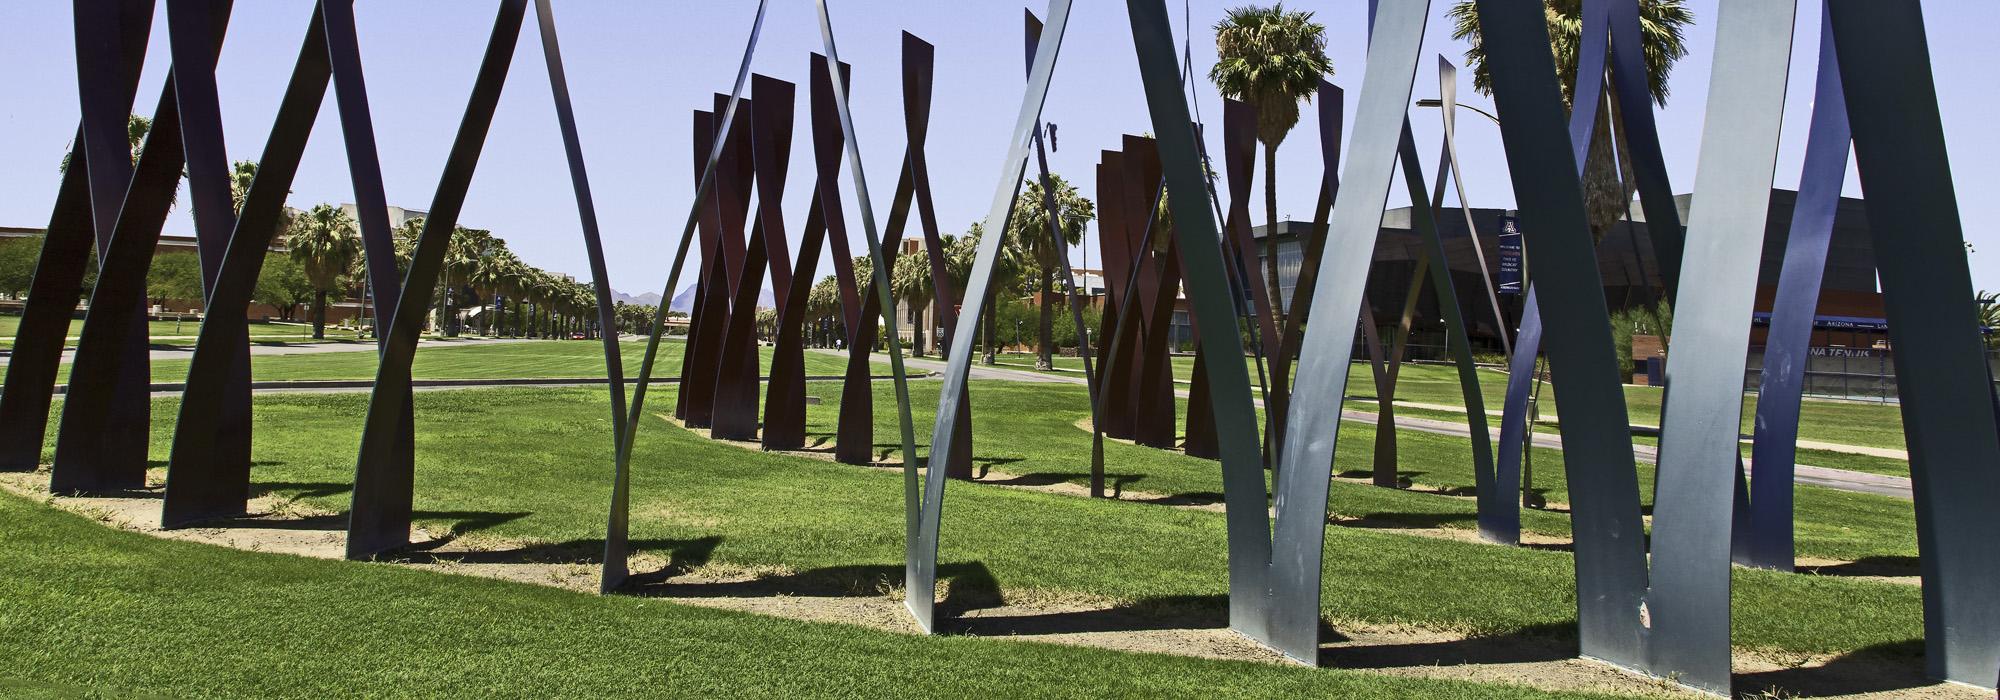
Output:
[811,53,890,469]
[1183,98,1264,460]
[0,0,146,477]
[1366,93,1496,506]
[1090,149,1161,447]
[1266,0,1430,662]
[811,0,927,628]
[166,0,407,527]
[534,0,631,535]
[1475,0,1652,684]
[1436,57,1510,360]
[602,0,770,591]
[712,76,795,442]
[1387,123,1500,540]
[1739,5,1849,571]
[763,57,846,453]
[348,0,530,559]
[1477,0,1798,692]
[1825,1,2000,686]
[345,0,627,560]
[1021,12,1104,496]
[894,33,972,477]
[1268,80,1343,457]
[33,1,171,492]
[1431,54,1517,541]
[899,0,1071,630]
[1491,0,1688,532]
[679,97,754,431]
[1124,137,1182,451]
[1644,0,1799,690]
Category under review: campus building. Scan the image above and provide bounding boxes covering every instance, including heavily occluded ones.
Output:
[1228,188,1885,357]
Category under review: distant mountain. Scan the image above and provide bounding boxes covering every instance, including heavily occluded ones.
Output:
[610,289,664,307]
[669,284,775,313]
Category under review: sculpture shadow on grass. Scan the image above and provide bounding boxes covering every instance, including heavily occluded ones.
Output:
[252,480,353,500]
[195,512,532,540]
[1797,555,1920,579]
[623,558,1001,614]
[1734,640,1931,697]
[1126,490,1224,507]
[1314,623,1576,670]
[396,536,723,571]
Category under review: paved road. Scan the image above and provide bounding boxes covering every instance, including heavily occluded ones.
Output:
[887,352,1914,500]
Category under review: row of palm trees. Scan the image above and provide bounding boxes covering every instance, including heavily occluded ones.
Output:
[282,202,600,340]
[792,175,1095,368]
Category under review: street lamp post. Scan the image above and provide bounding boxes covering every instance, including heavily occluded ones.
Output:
[1416,97,1499,126]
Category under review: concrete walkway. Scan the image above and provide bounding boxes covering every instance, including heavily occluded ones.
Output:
[884,352,1914,500]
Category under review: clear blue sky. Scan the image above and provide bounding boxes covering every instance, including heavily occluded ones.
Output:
[3,1,1997,298]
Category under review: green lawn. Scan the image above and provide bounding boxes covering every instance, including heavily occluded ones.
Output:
[25,385,1926,662]
[0,492,1612,699]
[818,379,1916,566]
[29,338,874,385]
[996,352,1912,456]
[0,314,327,347]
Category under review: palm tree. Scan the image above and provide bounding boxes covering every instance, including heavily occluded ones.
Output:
[438,227,492,337]
[286,204,362,339]
[1209,3,1332,329]
[467,244,516,336]
[1448,0,1692,238]
[229,160,294,276]
[954,223,1023,365]
[227,160,259,213]
[391,217,423,280]
[494,252,529,337]
[1977,291,2000,348]
[1006,174,1095,370]
[891,251,933,356]
[807,274,842,347]
[60,113,153,173]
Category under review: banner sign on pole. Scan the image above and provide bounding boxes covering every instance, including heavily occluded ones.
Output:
[1497,214,1524,295]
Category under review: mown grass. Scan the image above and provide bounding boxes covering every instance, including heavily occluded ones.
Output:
[811,379,1917,566]
[0,314,325,347]
[29,386,1925,659]
[993,351,1913,453]
[30,338,872,385]
[0,491,1614,699]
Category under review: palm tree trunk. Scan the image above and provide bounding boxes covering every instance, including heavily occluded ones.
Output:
[983,285,999,365]
[912,305,925,357]
[312,291,327,339]
[1582,78,1624,243]
[1037,269,1055,370]
[1263,140,1286,329]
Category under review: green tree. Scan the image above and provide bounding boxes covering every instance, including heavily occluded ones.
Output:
[1209,3,1331,329]
[1005,175,1095,369]
[286,204,361,339]
[252,254,313,321]
[952,223,1020,365]
[145,251,205,310]
[945,228,998,363]
[1448,0,1692,238]
[0,235,42,298]
[807,274,842,346]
